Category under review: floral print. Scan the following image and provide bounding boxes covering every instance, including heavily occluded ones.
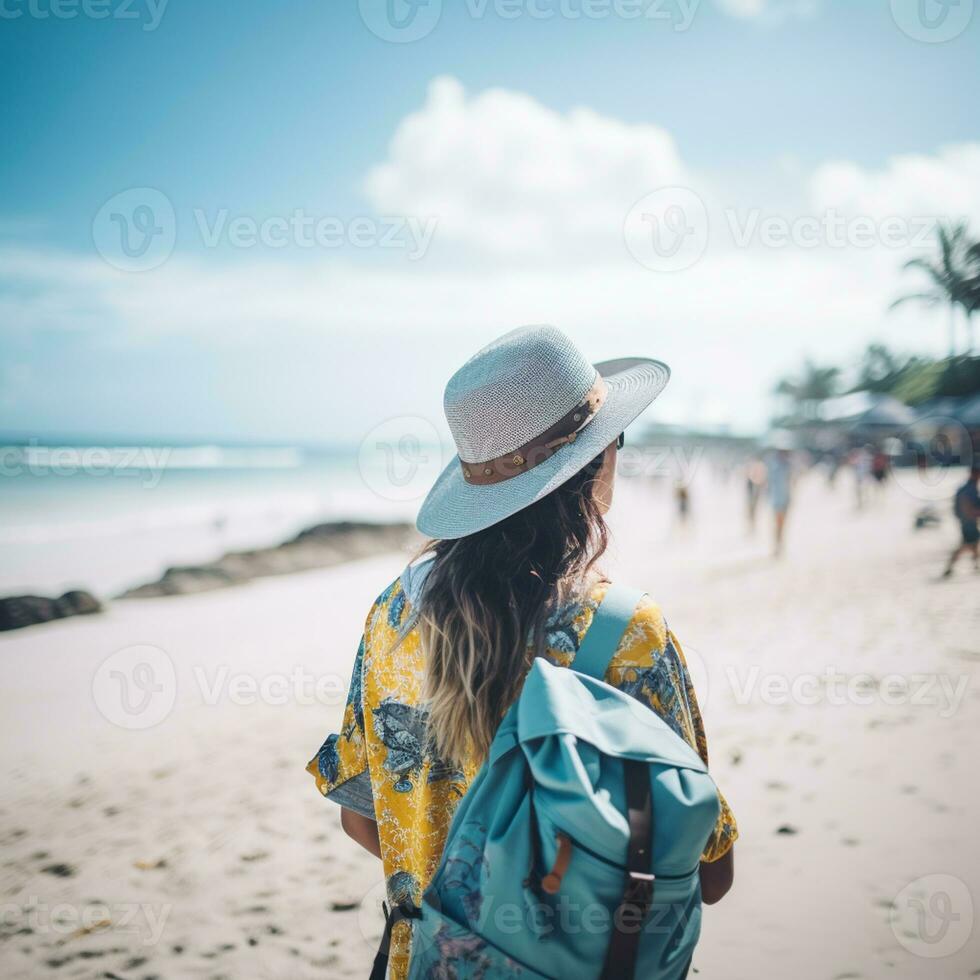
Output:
[426,922,525,980]
[307,573,737,979]
[441,829,490,926]
[372,699,464,793]
[315,734,341,785]
[388,870,420,906]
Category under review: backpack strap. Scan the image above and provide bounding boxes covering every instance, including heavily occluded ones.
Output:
[601,757,655,980]
[369,901,422,980]
[572,583,646,683]
[574,583,654,980]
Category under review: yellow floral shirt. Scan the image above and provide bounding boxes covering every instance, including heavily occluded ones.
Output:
[307,567,737,979]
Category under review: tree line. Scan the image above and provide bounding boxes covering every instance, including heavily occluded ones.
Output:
[775,221,980,417]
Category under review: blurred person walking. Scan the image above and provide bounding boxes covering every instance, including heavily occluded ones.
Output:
[942,465,980,578]
[766,437,794,557]
[851,445,872,510]
[745,456,767,533]
[871,446,890,495]
[825,448,843,488]
[675,478,691,527]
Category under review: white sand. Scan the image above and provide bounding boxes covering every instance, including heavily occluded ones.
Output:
[1,468,977,979]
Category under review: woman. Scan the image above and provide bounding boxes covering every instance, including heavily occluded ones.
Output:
[308,326,737,978]
[766,447,793,557]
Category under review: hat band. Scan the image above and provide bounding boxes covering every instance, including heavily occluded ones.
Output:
[460,376,609,486]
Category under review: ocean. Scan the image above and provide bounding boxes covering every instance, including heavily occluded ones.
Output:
[0,441,435,598]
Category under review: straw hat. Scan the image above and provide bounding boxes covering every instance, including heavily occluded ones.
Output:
[417,325,670,539]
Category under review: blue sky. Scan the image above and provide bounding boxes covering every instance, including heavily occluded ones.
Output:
[2,0,979,441]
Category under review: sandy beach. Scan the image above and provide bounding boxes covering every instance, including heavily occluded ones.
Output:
[1,466,977,980]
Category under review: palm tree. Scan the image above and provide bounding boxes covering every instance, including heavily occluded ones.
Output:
[963,239,980,351]
[774,359,841,420]
[891,221,978,354]
[857,343,902,391]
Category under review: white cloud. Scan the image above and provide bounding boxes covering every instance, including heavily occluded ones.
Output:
[365,77,980,267]
[809,143,980,224]
[713,0,820,21]
[365,76,686,260]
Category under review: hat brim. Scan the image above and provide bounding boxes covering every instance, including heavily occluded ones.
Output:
[416,357,670,540]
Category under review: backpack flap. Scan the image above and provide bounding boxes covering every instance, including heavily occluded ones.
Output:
[517,659,720,876]
[518,658,708,772]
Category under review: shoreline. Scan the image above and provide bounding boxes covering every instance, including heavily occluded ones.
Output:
[0,520,420,632]
[117,520,420,599]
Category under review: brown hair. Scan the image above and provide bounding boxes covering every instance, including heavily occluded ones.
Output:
[414,450,611,767]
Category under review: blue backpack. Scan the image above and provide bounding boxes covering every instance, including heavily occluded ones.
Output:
[372,584,720,980]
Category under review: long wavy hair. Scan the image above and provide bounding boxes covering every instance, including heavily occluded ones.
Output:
[414,449,611,767]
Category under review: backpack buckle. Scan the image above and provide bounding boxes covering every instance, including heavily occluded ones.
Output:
[624,871,655,914]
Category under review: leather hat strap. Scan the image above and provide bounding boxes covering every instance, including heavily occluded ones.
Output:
[460,376,609,486]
